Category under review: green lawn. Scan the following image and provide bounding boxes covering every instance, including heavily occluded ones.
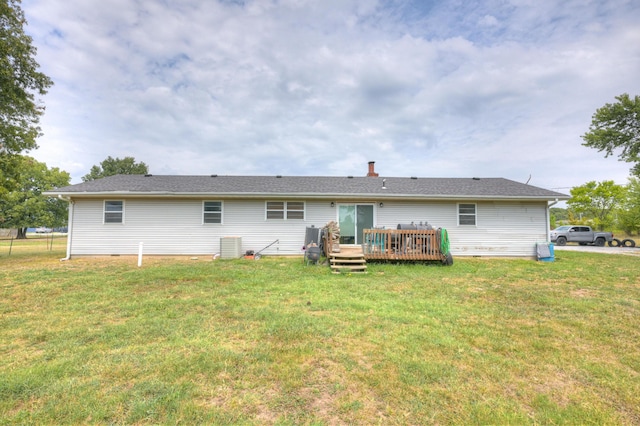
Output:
[0,234,66,258]
[1,245,639,424]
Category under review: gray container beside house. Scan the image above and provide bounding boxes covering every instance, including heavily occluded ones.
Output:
[221,236,243,258]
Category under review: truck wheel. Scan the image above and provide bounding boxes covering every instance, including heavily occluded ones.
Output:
[556,236,567,246]
[608,238,621,247]
[622,239,636,248]
[595,237,605,247]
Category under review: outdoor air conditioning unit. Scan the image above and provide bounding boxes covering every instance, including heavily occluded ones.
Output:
[220,236,242,259]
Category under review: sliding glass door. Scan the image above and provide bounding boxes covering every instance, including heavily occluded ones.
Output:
[338,204,374,244]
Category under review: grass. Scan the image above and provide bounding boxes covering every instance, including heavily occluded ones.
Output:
[0,234,66,258]
[1,241,639,424]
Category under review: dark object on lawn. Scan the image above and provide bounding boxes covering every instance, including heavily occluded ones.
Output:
[305,243,321,265]
[252,240,279,260]
[304,226,324,253]
[303,226,324,265]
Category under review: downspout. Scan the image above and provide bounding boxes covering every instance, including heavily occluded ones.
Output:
[546,199,559,242]
[58,195,74,261]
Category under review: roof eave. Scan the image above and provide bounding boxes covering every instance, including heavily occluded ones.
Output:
[44,190,569,202]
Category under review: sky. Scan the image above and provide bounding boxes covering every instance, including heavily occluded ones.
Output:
[21,0,640,194]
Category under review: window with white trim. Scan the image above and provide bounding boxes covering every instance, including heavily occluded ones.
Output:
[104,200,124,223]
[266,201,305,220]
[458,203,476,226]
[203,201,223,224]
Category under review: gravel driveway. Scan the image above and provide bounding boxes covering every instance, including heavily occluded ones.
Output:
[554,244,640,256]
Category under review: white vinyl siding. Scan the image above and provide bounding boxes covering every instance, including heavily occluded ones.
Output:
[453,202,547,257]
[70,199,329,256]
[203,201,222,224]
[69,198,549,258]
[375,200,548,257]
[104,200,124,223]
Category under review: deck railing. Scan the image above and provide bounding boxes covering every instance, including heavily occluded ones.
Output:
[362,229,445,261]
[323,228,446,261]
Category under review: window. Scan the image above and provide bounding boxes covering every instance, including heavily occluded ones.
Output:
[266,201,305,220]
[104,200,124,223]
[286,201,305,219]
[458,203,476,226]
[266,201,285,219]
[203,201,223,224]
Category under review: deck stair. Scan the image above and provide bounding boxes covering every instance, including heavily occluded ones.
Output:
[329,246,367,274]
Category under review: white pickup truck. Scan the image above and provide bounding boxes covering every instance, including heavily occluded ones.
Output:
[550,226,613,246]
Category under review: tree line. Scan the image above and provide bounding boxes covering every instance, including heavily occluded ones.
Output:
[560,93,640,234]
[552,178,640,235]
[0,155,148,239]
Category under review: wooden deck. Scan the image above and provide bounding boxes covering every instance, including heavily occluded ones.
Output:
[363,229,446,261]
[324,229,447,263]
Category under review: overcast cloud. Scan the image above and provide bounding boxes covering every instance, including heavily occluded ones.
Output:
[22,0,640,192]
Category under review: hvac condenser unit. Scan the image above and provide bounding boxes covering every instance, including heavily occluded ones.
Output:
[220,236,242,259]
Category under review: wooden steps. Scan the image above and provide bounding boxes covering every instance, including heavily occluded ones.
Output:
[329,247,367,274]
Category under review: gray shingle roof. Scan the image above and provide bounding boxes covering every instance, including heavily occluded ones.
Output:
[47,174,569,200]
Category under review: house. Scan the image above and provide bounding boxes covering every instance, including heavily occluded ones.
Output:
[45,162,569,259]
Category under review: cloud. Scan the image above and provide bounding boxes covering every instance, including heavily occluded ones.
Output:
[21,0,640,192]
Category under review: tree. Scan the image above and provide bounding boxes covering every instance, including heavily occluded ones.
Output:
[567,180,626,231]
[582,94,640,177]
[550,207,568,229]
[0,156,70,238]
[617,177,640,235]
[82,156,149,182]
[1,0,54,194]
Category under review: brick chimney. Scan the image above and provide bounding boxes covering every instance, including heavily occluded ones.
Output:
[367,161,379,177]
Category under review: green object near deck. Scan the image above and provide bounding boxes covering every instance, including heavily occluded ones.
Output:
[439,228,450,256]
